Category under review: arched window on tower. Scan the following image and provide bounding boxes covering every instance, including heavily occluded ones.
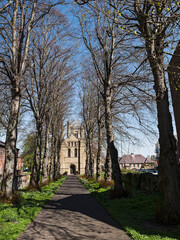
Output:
[75,148,77,157]
[68,148,71,157]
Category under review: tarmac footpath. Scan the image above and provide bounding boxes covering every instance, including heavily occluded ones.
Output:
[18,175,131,240]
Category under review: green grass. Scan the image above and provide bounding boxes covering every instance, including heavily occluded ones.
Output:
[79,176,180,240]
[0,176,66,240]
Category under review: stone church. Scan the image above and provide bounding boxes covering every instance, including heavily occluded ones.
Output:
[60,120,86,175]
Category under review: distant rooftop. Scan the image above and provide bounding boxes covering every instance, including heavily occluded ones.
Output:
[119,154,146,164]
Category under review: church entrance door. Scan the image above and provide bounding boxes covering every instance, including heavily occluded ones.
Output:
[70,164,76,174]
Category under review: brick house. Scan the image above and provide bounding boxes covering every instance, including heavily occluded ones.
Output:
[0,141,24,177]
[119,153,156,170]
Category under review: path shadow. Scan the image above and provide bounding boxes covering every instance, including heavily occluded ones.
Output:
[18,176,131,240]
[44,193,120,228]
[42,177,121,229]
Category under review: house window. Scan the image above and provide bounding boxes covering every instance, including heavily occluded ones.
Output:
[68,149,71,157]
[75,148,77,157]
[133,164,135,168]
[71,142,73,147]
[75,131,78,138]
[75,142,77,147]
[68,142,70,147]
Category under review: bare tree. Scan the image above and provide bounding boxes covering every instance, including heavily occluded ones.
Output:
[128,0,180,223]
[0,0,41,198]
[77,1,128,196]
[49,72,74,180]
[96,79,104,181]
[100,0,180,221]
[76,0,157,191]
[0,0,66,198]
[24,10,74,186]
[79,73,97,177]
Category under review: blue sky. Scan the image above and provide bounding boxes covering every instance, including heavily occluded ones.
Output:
[0,2,178,158]
[57,3,179,157]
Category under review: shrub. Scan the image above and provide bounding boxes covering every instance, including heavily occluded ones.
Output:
[0,191,23,204]
[26,184,41,191]
[99,179,114,188]
[91,182,100,189]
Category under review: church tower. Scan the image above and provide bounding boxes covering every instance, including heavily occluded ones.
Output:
[60,120,86,174]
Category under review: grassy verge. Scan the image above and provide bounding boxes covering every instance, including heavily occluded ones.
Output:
[79,175,180,240]
[0,176,66,240]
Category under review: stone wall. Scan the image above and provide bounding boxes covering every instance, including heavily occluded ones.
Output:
[0,147,24,175]
[15,174,30,190]
[0,173,30,190]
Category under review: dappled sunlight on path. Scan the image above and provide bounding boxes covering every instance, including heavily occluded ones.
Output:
[18,176,131,240]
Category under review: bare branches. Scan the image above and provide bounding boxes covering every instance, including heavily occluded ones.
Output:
[0,1,12,13]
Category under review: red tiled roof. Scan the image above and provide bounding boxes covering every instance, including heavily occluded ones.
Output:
[119,154,146,164]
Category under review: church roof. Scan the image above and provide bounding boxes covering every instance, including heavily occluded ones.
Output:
[71,120,81,128]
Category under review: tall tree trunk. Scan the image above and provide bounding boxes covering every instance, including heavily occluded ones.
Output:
[96,87,103,181]
[52,116,62,180]
[56,122,64,179]
[53,124,58,180]
[48,157,53,181]
[147,42,180,222]
[85,138,90,176]
[1,82,21,198]
[104,83,124,197]
[104,146,111,181]
[42,123,50,182]
[168,40,180,156]
[53,151,57,180]
[89,134,94,178]
[49,123,55,180]
[56,134,61,179]
[96,119,102,181]
[48,146,53,181]
[31,118,42,188]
